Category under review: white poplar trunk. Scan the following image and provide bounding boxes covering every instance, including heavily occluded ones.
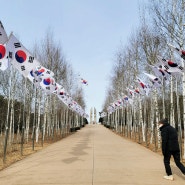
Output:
[162,78,166,117]
[154,89,160,149]
[66,109,69,134]
[121,107,124,135]
[182,58,185,159]
[139,96,145,142]
[76,114,79,127]
[116,109,118,132]
[129,105,132,137]
[150,98,154,144]
[132,104,137,140]
[35,91,41,143]
[12,110,14,141]
[170,76,175,127]
[8,98,14,144]
[26,113,30,143]
[56,109,59,134]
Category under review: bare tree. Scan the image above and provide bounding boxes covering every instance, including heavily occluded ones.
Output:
[149,0,185,159]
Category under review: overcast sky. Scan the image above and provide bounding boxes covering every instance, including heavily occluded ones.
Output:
[1,0,147,117]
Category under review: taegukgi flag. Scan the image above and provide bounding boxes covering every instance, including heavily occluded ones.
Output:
[157,55,184,74]
[39,76,56,94]
[0,21,9,70]
[0,43,9,70]
[143,72,162,88]
[27,69,40,85]
[52,83,64,95]
[123,95,133,105]
[136,77,151,96]
[149,64,171,82]
[27,65,55,86]
[6,33,40,77]
[61,94,73,107]
[168,43,185,60]
[32,65,54,79]
[57,87,67,100]
[80,78,88,85]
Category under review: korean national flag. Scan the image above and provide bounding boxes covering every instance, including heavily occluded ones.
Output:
[28,65,55,86]
[32,65,54,79]
[0,21,9,70]
[39,76,56,94]
[6,33,40,77]
[52,83,64,95]
[0,43,9,70]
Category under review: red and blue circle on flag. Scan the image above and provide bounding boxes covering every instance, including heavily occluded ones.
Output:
[0,45,6,59]
[15,50,27,63]
[37,68,45,76]
[43,78,51,85]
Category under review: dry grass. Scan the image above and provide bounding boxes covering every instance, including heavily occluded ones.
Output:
[0,132,72,171]
[114,128,185,164]
[0,142,52,171]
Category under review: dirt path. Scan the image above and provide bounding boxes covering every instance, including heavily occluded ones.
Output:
[0,124,184,185]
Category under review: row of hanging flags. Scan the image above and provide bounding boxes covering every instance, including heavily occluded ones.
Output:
[100,43,185,118]
[0,21,88,119]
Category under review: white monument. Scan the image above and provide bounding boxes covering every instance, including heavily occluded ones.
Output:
[90,107,97,124]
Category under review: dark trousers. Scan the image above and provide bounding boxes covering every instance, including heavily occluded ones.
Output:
[164,150,185,175]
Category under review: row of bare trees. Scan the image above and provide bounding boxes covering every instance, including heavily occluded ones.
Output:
[0,31,87,163]
[102,0,185,160]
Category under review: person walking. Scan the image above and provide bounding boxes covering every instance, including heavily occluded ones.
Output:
[158,118,185,180]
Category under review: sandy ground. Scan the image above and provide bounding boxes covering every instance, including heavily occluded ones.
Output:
[0,124,184,185]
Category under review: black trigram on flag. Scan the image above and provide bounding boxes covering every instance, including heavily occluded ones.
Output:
[28,56,34,63]
[14,42,21,48]
[21,65,26,71]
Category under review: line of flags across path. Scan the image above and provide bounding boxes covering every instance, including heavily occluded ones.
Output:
[0,21,89,119]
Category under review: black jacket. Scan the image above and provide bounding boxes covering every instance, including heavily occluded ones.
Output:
[159,124,180,155]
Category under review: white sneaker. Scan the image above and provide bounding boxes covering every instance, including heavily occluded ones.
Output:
[163,175,174,181]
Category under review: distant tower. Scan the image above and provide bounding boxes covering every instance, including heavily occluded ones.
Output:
[90,107,97,124]
[94,107,97,124]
